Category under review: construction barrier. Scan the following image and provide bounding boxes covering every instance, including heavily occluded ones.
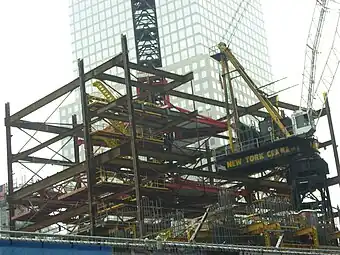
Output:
[0,239,112,255]
[0,231,339,255]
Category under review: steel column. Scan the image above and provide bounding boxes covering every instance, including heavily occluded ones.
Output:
[324,93,340,187]
[78,59,96,235]
[121,34,144,237]
[72,114,80,164]
[72,114,81,190]
[5,103,15,230]
[205,141,214,185]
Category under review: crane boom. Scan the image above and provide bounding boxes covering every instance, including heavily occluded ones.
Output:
[301,0,329,110]
[217,43,291,138]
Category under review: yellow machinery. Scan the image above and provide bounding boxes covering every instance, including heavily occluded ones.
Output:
[91,80,164,148]
[214,43,292,152]
[243,220,281,247]
[92,81,128,148]
[217,43,291,139]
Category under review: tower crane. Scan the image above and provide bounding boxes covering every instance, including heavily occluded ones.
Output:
[294,0,340,136]
[131,0,170,105]
[293,0,328,136]
[213,0,340,149]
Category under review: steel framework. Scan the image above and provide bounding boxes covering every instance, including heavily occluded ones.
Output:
[4,35,340,246]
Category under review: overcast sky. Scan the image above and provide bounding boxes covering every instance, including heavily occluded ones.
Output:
[0,1,339,205]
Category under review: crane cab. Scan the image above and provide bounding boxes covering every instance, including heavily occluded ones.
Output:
[291,110,315,136]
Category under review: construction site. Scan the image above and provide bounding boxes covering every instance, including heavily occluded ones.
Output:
[3,0,340,254]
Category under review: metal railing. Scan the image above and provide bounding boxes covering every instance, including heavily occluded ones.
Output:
[212,124,300,161]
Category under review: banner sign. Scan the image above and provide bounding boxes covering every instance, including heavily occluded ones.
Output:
[226,146,298,169]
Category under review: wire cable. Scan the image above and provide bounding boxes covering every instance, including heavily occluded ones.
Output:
[17,91,73,153]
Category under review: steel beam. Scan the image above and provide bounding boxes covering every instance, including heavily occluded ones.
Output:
[166,167,289,191]
[324,95,340,188]
[20,156,74,167]
[72,115,80,164]
[13,124,84,162]
[14,197,78,207]
[96,95,128,115]
[99,72,269,118]
[122,34,144,237]
[137,149,196,163]
[205,141,214,185]
[153,110,198,133]
[22,206,88,232]
[170,90,269,118]
[328,176,340,186]
[9,145,124,201]
[96,73,153,90]
[320,140,332,149]
[126,63,194,83]
[97,72,193,94]
[78,59,96,235]
[94,111,163,129]
[106,157,289,191]
[159,73,194,92]
[242,97,276,116]
[10,53,123,123]
[11,120,75,134]
[5,103,15,230]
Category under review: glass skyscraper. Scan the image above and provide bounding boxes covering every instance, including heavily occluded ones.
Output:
[62,0,273,156]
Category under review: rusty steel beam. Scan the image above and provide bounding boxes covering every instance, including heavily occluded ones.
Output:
[154,110,198,133]
[324,95,340,188]
[11,120,75,134]
[20,156,74,167]
[328,176,340,186]
[117,60,193,83]
[9,145,125,201]
[320,140,332,149]
[5,103,15,230]
[10,54,123,123]
[106,157,289,191]
[122,34,144,237]
[12,124,84,162]
[22,206,88,232]
[97,72,193,94]
[79,58,96,235]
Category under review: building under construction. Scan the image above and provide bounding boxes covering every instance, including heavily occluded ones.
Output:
[4,0,340,253]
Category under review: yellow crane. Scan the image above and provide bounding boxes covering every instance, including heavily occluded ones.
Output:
[92,80,128,148]
[214,43,291,153]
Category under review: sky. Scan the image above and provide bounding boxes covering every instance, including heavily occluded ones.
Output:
[0,1,339,204]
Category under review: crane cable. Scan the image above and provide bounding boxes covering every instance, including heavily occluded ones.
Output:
[221,0,251,47]
[301,0,340,116]
[314,9,340,126]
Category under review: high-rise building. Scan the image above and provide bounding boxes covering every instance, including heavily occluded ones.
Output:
[61,0,273,157]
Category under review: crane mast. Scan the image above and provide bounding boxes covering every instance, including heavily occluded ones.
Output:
[301,0,328,111]
[293,0,329,136]
[131,0,169,105]
[131,0,162,68]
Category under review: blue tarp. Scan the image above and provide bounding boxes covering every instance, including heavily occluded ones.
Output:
[0,239,112,255]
